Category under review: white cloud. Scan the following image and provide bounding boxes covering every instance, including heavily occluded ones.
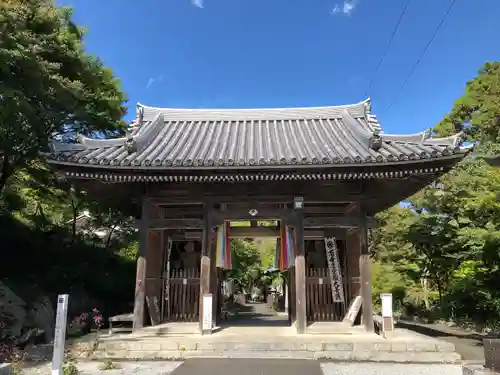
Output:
[331,0,358,16]
[145,74,164,90]
[146,77,155,90]
[192,0,204,8]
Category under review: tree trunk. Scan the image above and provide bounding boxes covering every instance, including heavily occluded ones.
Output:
[0,154,12,195]
[422,277,430,310]
[104,225,116,249]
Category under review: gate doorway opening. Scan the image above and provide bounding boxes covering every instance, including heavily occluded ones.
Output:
[216,220,292,328]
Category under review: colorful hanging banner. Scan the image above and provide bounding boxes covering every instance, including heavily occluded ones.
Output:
[216,222,232,269]
[274,225,296,270]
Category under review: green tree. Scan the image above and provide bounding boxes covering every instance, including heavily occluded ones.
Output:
[434,62,500,147]
[0,0,127,191]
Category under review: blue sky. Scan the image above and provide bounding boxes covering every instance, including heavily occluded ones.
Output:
[58,0,499,134]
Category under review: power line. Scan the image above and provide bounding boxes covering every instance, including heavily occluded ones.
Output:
[364,0,412,98]
[384,0,457,117]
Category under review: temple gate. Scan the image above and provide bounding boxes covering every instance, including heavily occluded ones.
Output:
[45,98,468,335]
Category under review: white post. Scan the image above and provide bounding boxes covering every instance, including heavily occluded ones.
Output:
[380,293,394,333]
[51,294,69,375]
[201,293,213,335]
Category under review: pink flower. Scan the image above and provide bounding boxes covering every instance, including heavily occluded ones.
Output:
[92,308,99,313]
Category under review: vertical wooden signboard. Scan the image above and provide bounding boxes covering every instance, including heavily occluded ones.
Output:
[324,237,345,303]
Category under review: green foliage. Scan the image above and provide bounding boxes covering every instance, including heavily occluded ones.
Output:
[434,62,500,146]
[0,0,127,190]
[372,61,500,328]
[228,239,262,291]
[99,360,121,371]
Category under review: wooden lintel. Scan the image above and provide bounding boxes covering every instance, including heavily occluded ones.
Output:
[182,227,339,239]
[303,216,377,229]
[149,218,203,230]
[210,208,295,222]
[147,216,375,230]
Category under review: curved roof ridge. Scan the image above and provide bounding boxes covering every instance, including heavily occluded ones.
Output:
[137,98,371,113]
[136,98,373,122]
[382,130,464,148]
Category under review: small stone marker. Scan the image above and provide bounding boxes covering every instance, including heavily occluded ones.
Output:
[51,294,69,375]
[202,293,212,335]
[380,293,394,332]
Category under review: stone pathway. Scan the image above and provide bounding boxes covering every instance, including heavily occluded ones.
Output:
[224,302,289,327]
[172,358,322,375]
[398,321,484,361]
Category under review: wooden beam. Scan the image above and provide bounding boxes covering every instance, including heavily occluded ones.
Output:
[303,206,347,214]
[190,228,343,240]
[303,216,377,229]
[149,218,203,230]
[147,216,374,231]
[183,227,344,240]
[210,208,295,222]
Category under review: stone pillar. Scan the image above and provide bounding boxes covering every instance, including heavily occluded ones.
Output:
[133,198,150,331]
[294,214,307,334]
[198,209,212,334]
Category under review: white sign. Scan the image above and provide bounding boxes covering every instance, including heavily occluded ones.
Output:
[51,294,69,375]
[381,293,393,318]
[183,278,187,285]
[202,294,213,332]
[318,278,324,285]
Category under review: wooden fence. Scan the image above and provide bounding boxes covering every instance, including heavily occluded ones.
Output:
[165,268,200,322]
[306,268,349,322]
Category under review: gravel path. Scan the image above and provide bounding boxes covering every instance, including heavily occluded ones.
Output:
[398,321,485,361]
[20,361,183,375]
[19,360,466,375]
[320,363,464,375]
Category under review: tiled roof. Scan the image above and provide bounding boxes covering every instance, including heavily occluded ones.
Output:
[47,99,467,170]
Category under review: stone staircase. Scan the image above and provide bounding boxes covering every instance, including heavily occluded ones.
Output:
[70,329,463,363]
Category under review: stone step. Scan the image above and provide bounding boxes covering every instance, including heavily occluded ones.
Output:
[89,349,461,363]
[72,337,461,363]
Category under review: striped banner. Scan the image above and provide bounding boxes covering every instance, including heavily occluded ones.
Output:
[216,222,232,269]
[274,225,296,270]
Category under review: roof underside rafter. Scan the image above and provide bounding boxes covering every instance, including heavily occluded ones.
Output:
[46,99,468,172]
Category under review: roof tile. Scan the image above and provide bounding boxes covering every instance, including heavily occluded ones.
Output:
[48,100,466,169]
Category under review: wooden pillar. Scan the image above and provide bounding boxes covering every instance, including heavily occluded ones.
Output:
[294,213,307,334]
[198,208,212,334]
[210,241,218,327]
[144,230,163,326]
[133,198,150,331]
[346,229,361,301]
[359,211,374,333]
